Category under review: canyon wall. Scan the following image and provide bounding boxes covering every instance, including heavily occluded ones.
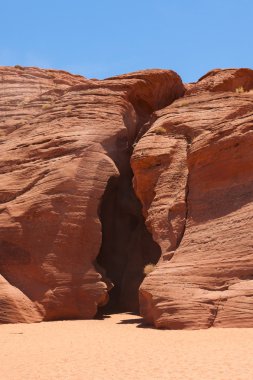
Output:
[0,66,183,322]
[132,69,253,328]
[0,66,253,328]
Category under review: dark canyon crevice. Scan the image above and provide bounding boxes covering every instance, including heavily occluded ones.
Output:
[95,88,184,315]
[94,81,186,315]
[96,162,161,314]
[95,118,166,314]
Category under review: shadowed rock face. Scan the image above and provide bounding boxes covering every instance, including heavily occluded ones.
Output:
[97,163,161,313]
[1,66,253,329]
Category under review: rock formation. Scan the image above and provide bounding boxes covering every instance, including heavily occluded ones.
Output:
[133,68,253,329]
[1,66,253,328]
[0,66,183,322]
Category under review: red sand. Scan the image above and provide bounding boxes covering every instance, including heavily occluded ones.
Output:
[1,313,253,380]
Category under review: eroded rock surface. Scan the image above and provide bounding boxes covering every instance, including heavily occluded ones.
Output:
[1,66,253,328]
[0,66,183,323]
[132,69,253,329]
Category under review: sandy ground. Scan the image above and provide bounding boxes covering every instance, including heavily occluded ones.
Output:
[1,313,253,380]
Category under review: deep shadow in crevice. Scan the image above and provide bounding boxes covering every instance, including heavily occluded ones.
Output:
[94,313,111,320]
[117,319,155,329]
[96,166,161,316]
[116,313,156,329]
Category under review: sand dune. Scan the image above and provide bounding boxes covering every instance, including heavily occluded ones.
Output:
[1,313,253,380]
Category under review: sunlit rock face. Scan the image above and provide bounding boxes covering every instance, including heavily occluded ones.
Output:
[1,66,253,329]
[133,68,253,329]
[0,66,183,323]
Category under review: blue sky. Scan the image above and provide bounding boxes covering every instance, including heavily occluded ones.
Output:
[0,0,252,82]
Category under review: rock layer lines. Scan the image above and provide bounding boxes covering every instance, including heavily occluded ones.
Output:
[0,66,183,323]
[1,66,253,329]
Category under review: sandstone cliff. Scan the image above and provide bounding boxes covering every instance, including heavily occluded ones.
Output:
[133,68,253,328]
[0,66,252,328]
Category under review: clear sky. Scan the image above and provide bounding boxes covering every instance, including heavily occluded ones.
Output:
[0,0,252,83]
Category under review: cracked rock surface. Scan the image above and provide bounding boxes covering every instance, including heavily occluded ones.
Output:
[1,66,253,329]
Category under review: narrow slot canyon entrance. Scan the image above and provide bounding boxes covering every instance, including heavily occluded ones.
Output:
[96,168,161,315]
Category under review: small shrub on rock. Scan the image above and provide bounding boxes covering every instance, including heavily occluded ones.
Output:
[154,126,167,135]
[42,103,51,110]
[143,263,155,275]
[235,86,245,93]
[14,65,24,70]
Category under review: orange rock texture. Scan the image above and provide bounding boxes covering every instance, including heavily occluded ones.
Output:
[1,66,253,328]
[133,68,253,329]
[0,66,183,323]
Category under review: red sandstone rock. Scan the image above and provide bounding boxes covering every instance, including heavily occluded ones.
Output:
[186,68,253,95]
[132,69,253,328]
[0,66,184,323]
[2,65,253,329]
